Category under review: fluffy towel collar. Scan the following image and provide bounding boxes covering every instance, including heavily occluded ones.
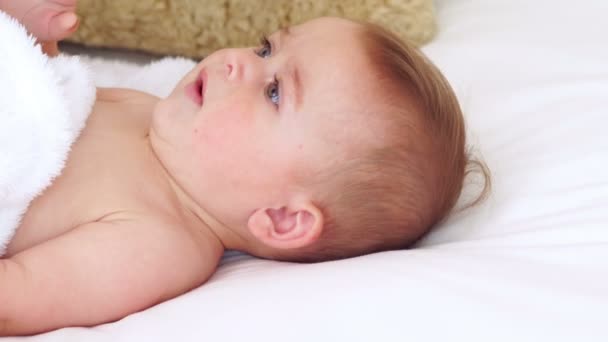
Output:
[0,10,95,255]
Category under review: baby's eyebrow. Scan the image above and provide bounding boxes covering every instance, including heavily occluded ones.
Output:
[277,26,303,112]
[279,26,292,41]
[289,61,303,111]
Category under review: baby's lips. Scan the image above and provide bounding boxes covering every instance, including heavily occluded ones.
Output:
[186,81,203,106]
[199,69,208,101]
[185,68,207,106]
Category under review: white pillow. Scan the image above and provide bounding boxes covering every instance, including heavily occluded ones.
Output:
[24,0,608,341]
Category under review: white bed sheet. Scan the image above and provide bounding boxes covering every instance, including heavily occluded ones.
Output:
[10,0,608,341]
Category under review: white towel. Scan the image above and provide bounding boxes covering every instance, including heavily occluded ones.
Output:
[0,10,96,256]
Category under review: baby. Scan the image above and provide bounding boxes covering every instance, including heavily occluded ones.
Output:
[0,0,490,336]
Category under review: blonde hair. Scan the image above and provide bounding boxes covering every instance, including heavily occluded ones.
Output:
[275,22,491,263]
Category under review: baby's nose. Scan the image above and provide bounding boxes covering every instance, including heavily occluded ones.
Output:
[225,61,237,81]
[224,51,245,81]
[223,48,269,85]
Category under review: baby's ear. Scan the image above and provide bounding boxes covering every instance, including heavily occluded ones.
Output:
[247,201,323,250]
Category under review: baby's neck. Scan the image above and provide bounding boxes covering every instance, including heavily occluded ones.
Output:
[142,133,237,253]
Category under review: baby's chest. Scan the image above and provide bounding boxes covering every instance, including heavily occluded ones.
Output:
[8,101,165,255]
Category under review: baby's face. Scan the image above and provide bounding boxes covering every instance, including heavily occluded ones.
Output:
[151,17,383,223]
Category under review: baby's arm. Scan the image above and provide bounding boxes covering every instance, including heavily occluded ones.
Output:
[0,219,220,336]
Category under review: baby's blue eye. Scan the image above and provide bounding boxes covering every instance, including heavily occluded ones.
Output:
[266,78,280,107]
[255,36,272,58]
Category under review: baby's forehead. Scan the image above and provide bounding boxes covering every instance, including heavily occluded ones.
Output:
[287,25,377,98]
[289,17,365,46]
[279,18,397,133]
[303,55,389,116]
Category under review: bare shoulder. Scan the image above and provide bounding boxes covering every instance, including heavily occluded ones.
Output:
[103,212,224,275]
[97,87,159,105]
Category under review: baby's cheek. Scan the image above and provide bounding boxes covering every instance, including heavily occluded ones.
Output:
[192,104,255,158]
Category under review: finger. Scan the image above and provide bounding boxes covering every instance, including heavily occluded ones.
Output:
[41,41,60,57]
[47,12,79,41]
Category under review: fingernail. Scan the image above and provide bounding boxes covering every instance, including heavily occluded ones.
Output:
[59,13,78,30]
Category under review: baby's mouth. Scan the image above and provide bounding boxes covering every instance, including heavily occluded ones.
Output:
[186,69,207,106]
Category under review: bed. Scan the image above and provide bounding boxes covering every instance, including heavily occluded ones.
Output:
[12,0,608,341]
